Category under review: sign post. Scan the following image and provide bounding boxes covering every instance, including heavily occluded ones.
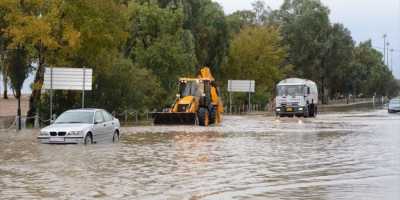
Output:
[50,67,53,122]
[82,66,86,108]
[44,67,93,120]
[228,80,256,113]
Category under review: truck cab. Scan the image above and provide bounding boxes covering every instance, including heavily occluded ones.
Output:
[275,78,318,117]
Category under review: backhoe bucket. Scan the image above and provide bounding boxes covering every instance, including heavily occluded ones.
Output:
[152,112,197,125]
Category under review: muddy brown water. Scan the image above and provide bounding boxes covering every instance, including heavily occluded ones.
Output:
[0,109,399,200]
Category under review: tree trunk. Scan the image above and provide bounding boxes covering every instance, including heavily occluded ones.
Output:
[2,86,7,99]
[17,92,21,131]
[2,68,8,99]
[27,49,45,124]
[321,77,327,105]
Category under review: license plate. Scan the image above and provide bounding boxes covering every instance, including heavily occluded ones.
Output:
[50,137,65,142]
[286,107,293,112]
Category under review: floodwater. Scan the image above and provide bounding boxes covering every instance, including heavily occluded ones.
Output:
[0,109,399,200]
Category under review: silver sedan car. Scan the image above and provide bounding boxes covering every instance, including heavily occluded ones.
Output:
[388,98,400,113]
[38,109,121,144]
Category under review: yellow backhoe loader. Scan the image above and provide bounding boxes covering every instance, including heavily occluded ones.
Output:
[153,67,223,126]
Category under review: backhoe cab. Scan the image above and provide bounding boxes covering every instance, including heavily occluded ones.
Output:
[153,67,223,126]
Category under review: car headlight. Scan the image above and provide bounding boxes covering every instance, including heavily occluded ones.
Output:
[299,107,304,111]
[68,130,83,136]
[40,131,49,136]
[276,108,281,112]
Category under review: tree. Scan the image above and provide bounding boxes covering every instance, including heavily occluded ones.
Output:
[321,23,354,100]
[124,1,196,104]
[182,0,229,76]
[92,57,163,112]
[350,41,398,97]
[0,0,82,120]
[251,0,270,25]
[222,26,288,102]
[6,46,31,130]
[227,10,257,35]
[270,0,338,103]
[0,5,8,99]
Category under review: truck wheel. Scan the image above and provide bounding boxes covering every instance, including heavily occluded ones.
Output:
[198,107,209,126]
[304,106,310,118]
[313,106,318,117]
[310,104,317,117]
[209,106,217,124]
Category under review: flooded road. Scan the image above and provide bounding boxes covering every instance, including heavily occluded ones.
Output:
[1,109,399,200]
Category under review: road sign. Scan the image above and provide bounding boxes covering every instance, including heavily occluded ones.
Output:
[44,67,92,91]
[228,80,255,93]
[44,67,92,116]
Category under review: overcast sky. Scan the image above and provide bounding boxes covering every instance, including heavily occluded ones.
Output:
[214,0,400,78]
[1,0,399,94]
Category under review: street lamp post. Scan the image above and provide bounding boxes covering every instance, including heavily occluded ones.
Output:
[390,49,394,72]
[386,42,390,66]
[383,34,387,64]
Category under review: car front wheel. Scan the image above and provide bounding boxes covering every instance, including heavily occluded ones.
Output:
[84,133,93,145]
[113,131,119,143]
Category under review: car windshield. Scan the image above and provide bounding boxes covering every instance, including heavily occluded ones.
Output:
[179,81,204,97]
[54,111,94,124]
[277,85,305,96]
[390,99,400,104]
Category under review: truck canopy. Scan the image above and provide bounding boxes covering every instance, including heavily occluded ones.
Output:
[277,78,317,87]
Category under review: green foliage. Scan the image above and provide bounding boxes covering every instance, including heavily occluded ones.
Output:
[323,23,355,97]
[269,0,398,101]
[6,46,31,98]
[350,41,397,97]
[222,26,288,102]
[91,57,162,112]
[62,0,128,68]
[0,0,399,117]
[125,2,196,96]
[181,0,229,76]
[272,0,331,80]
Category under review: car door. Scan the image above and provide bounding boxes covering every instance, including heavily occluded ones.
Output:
[93,111,107,142]
[101,110,115,140]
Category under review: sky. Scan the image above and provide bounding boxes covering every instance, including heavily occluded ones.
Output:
[1,0,399,94]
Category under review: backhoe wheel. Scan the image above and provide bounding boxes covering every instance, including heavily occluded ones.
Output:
[209,106,217,124]
[198,107,209,126]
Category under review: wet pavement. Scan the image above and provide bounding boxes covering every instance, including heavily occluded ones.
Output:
[0,109,399,200]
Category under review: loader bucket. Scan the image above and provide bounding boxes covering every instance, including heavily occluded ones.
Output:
[152,112,197,125]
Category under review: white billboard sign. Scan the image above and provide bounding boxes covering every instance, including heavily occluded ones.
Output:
[44,67,92,91]
[228,80,255,93]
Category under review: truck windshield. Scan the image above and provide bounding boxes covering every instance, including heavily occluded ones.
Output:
[179,81,203,97]
[277,85,305,96]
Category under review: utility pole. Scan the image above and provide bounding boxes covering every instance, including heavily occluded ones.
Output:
[390,49,394,72]
[383,34,387,64]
